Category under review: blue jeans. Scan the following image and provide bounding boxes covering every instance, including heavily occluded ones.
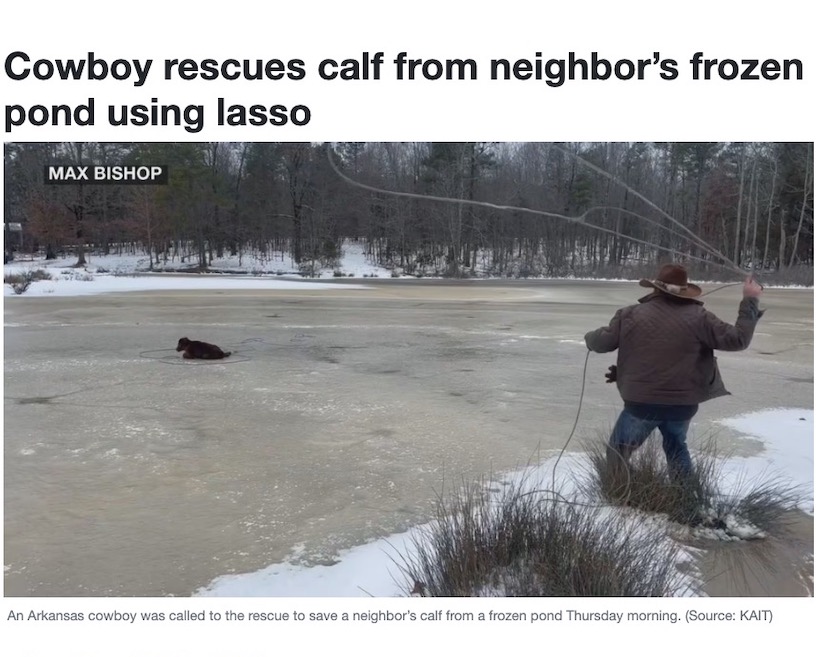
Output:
[609,407,694,479]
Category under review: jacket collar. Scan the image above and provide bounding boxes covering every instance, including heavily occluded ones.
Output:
[638,291,704,306]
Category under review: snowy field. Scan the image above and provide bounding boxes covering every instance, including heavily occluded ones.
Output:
[3,242,392,297]
[194,409,813,597]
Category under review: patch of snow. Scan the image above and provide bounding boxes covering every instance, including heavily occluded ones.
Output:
[718,408,814,514]
[3,270,370,297]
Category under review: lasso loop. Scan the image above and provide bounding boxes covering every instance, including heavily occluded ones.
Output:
[326,143,750,280]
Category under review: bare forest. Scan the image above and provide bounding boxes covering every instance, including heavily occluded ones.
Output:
[3,142,814,283]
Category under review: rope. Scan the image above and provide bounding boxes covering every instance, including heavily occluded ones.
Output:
[325,144,751,279]
[550,350,591,494]
[551,143,746,276]
[138,348,251,365]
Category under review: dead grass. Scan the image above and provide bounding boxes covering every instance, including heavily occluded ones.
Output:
[393,473,688,597]
[582,438,805,534]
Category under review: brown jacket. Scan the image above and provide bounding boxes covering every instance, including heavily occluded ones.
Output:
[584,292,763,405]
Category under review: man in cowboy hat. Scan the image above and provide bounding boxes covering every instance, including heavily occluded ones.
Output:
[584,263,764,484]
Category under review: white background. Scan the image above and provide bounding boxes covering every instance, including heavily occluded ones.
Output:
[1,0,816,141]
[1,0,817,655]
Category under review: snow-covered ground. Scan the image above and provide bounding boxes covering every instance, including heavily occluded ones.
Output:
[3,242,392,297]
[3,270,370,297]
[195,408,813,597]
[719,409,814,515]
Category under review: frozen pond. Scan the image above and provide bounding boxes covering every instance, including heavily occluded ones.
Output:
[3,280,814,595]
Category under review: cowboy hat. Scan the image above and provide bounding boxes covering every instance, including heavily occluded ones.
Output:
[639,263,702,298]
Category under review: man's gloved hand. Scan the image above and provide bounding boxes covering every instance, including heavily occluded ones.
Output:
[605,365,617,383]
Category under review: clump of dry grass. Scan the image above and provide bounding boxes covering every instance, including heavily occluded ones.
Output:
[393,473,687,597]
[582,437,804,535]
[582,439,713,526]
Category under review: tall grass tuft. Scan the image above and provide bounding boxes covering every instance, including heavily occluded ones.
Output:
[582,438,805,535]
[393,473,688,597]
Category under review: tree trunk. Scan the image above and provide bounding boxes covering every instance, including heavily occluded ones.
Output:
[733,150,746,265]
[741,158,757,266]
[73,143,87,267]
[788,145,812,268]
[749,164,760,268]
[762,158,777,267]
[778,208,787,270]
